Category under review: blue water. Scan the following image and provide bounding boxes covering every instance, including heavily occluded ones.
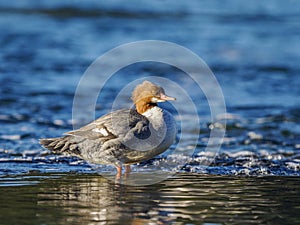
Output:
[1,0,299,177]
[1,1,300,224]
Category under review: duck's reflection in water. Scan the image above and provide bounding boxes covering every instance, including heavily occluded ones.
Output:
[36,173,300,225]
[37,174,170,224]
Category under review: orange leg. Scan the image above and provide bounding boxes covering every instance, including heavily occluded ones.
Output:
[116,166,122,179]
[125,165,131,173]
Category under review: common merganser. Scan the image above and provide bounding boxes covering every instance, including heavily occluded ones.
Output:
[40,81,177,178]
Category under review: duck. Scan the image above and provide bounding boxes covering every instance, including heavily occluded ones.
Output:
[40,81,177,178]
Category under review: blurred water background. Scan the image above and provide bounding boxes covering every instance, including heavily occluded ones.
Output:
[0,0,300,224]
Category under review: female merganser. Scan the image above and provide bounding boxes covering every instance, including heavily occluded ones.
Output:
[40,81,177,178]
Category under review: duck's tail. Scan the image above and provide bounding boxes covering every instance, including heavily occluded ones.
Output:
[39,136,81,156]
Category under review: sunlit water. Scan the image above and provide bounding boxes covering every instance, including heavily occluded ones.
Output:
[0,0,300,224]
[0,173,299,225]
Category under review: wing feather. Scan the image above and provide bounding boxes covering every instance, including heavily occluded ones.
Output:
[65,109,150,144]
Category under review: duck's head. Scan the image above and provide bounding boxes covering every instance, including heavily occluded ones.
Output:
[131,81,176,114]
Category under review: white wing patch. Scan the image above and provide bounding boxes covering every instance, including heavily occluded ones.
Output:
[92,127,109,136]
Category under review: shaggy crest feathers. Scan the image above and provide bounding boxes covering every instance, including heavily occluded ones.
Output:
[131,81,165,103]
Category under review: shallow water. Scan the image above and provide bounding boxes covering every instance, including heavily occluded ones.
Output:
[0,173,299,225]
[0,0,299,177]
[0,0,300,224]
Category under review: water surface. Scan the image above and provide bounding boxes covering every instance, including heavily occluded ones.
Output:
[0,173,299,225]
[0,0,300,224]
